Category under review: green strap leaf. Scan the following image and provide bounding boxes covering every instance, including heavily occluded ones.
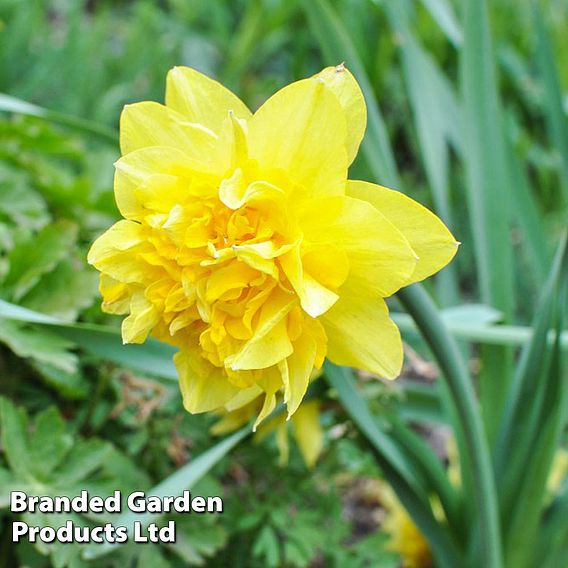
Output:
[83,426,249,560]
[534,4,568,204]
[325,363,463,568]
[391,311,568,349]
[419,0,463,47]
[397,284,503,568]
[0,299,177,380]
[461,0,515,443]
[302,0,400,188]
[494,234,568,479]
[0,93,118,144]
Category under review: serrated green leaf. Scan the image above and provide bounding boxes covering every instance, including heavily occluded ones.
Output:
[3,221,77,301]
[0,167,48,231]
[253,525,280,568]
[53,439,112,488]
[83,427,249,560]
[28,407,74,481]
[0,397,32,481]
[0,318,78,373]
[21,260,99,321]
[32,362,88,400]
[169,520,227,566]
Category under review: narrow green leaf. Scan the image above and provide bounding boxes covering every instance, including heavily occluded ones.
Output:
[534,4,568,203]
[392,309,568,349]
[325,363,463,568]
[419,0,463,47]
[0,319,78,374]
[537,490,568,568]
[397,284,503,568]
[505,116,550,286]
[493,235,568,567]
[461,0,515,442]
[302,0,400,187]
[396,381,446,424]
[325,365,426,492]
[388,418,464,543]
[494,234,568,480]
[0,299,177,380]
[83,427,249,560]
[505,307,566,567]
[387,9,461,305]
[0,93,118,144]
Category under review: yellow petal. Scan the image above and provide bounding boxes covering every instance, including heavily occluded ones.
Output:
[275,422,290,466]
[300,196,417,298]
[219,171,284,211]
[205,261,258,303]
[248,77,348,199]
[226,289,296,371]
[348,181,459,283]
[210,410,250,436]
[216,111,249,175]
[322,286,403,379]
[224,385,264,412]
[121,293,160,344]
[252,365,282,430]
[228,318,293,371]
[87,221,152,284]
[280,331,317,418]
[114,146,196,220]
[119,101,217,162]
[99,275,131,315]
[314,64,366,165]
[279,247,339,318]
[165,66,251,134]
[292,401,323,469]
[175,348,239,414]
[253,391,277,431]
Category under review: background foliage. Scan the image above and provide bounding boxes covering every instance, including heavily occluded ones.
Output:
[0,0,566,566]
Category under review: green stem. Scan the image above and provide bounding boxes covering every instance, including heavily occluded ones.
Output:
[397,284,502,568]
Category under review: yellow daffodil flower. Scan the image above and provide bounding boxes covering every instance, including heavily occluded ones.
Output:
[88,64,458,427]
[381,483,433,568]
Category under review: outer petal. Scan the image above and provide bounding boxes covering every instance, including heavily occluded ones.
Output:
[121,293,160,344]
[114,147,198,220]
[165,66,251,134]
[314,65,366,165]
[348,181,459,283]
[175,348,240,414]
[292,401,323,469]
[87,220,153,284]
[299,196,417,298]
[322,287,403,379]
[119,101,218,160]
[247,78,348,199]
[279,329,317,418]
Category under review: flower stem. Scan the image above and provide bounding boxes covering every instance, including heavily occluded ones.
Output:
[397,283,503,568]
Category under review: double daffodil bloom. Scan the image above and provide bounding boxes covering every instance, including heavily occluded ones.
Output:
[88,64,458,427]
